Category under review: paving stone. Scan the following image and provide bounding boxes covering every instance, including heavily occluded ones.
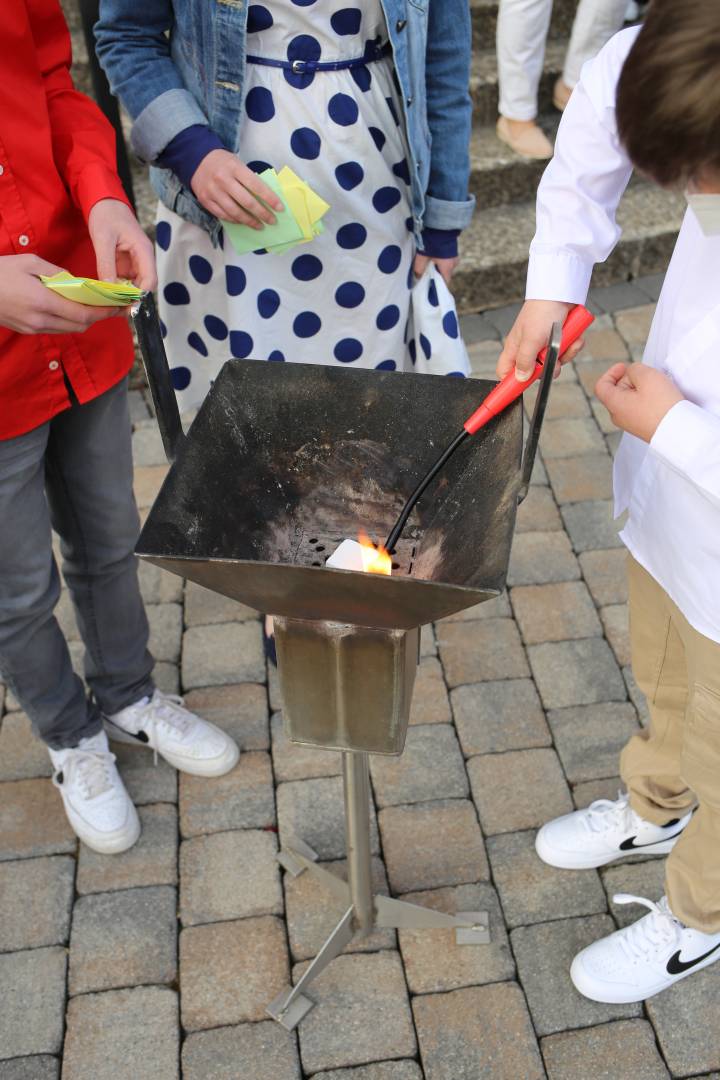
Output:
[184,683,269,751]
[420,623,437,657]
[623,665,650,726]
[268,662,283,712]
[516,485,563,533]
[137,559,184,604]
[147,603,183,662]
[128,388,151,423]
[561,500,623,552]
[646,964,720,1076]
[452,679,551,756]
[0,779,76,861]
[572,776,623,809]
[547,703,638,783]
[462,311,501,344]
[528,638,627,709]
[180,829,283,926]
[615,304,655,347]
[440,591,510,622]
[297,952,416,1075]
[541,1019,670,1080]
[589,282,650,314]
[577,357,618,397]
[524,380,591,420]
[590,395,618,435]
[487,830,607,928]
[62,986,179,1080]
[153,661,180,694]
[0,856,74,953]
[182,622,265,688]
[311,1064,422,1080]
[277,775,379,861]
[69,885,177,995]
[0,1057,59,1080]
[602,862,667,927]
[398,882,514,993]
[284,856,394,961]
[577,327,630,362]
[0,947,66,1058]
[133,465,168,509]
[468,339,502,378]
[179,751,275,837]
[507,531,580,586]
[634,273,665,302]
[484,301,523,338]
[511,916,642,1035]
[271,712,341,782]
[512,581,602,644]
[113,743,177,806]
[410,656,451,725]
[184,580,257,626]
[530,454,548,486]
[76,803,178,895]
[379,799,488,894]
[182,1021,301,1080]
[413,982,544,1080]
[540,418,607,459]
[132,421,167,466]
[579,548,629,606]
[601,603,631,666]
[436,618,529,688]
[546,454,613,504]
[468,749,573,836]
[180,916,289,1030]
[0,711,52,780]
[370,724,468,807]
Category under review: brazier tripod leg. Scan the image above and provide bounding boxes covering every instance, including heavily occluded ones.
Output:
[343,750,374,937]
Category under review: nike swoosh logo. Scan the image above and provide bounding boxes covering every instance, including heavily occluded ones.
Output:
[667,941,720,975]
[107,720,149,744]
[619,829,685,851]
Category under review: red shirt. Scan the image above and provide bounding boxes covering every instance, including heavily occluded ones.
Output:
[0,0,135,441]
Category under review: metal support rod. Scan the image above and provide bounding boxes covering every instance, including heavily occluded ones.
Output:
[342,752,374,937]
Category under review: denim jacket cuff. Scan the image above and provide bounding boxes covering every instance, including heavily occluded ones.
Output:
[423,193,476,232]
[131,88,209,163]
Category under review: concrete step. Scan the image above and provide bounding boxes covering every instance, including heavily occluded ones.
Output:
[471,0,579,48]
[453,183,685,313]
[471,39,567,126]
[469,118,559,209]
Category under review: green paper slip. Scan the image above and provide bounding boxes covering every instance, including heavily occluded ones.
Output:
[40,271,143,307]
[222,169,304,255]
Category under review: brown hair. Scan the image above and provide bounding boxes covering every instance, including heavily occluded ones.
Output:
[616,0,720,188]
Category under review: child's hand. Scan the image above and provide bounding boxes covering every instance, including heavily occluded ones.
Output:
[88,199,156,291]
[0,255,121,334]
[413,252,459,285]
[595,362,685,443]
[191,150,284,227]
[498,299,580,381]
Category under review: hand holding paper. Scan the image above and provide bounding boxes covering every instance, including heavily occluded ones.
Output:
[40,271,144,307]
[223,167,330,256]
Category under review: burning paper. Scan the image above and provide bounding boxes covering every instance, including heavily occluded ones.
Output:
[326,535,392,575]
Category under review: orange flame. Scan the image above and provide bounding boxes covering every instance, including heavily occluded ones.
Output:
[358,531,392,576]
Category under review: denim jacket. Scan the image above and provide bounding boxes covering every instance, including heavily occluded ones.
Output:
[95,0,475,247]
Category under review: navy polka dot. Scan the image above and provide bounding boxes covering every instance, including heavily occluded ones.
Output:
[351,65,372,92]
[293,311,321,338]
[335,161,364,190]
[247,159,273,174]
[290,127,321,159]
[257,288,280,318]
[287,34,321,61]
[171,366,191,390]
[334,338,363,363]
[376,360,397,371]
[268,350,286,361]
[406,262,415,288]
[291,0,317,5]
[331,8,362,34]
[443,311,459,339]
[377,245,402,273]
[372,186,401,214]
[164,282,190,305]
[229,331,254,358]
[448,371,466,378]
[328,93,359,126]
[369,127,386,152]
[189,255,212,284]
[428,279,439,307]
[226,266,246,296]
[247,4,273,31]
[159,319,167,340]
[156,220,172,251]
[363,34,382,58]
[337,222,367,249]
[420,333,432,359]
[188,331,208,357]
[392,159,411,185]
[385,96,400,126]
[204,315,228,341]
[245,86,275,122]
[408,339,417,364]
[292,254,323,281]
[335,281,365,308]
[377,304,400,331]
[405,216,414,232]
[284,68,315,90]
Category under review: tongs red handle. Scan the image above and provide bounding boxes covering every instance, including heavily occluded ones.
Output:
[463,304,595,435]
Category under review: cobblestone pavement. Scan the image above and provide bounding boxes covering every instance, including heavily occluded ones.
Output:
[4,287,720,1079]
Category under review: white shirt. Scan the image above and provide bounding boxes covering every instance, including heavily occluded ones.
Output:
[526,27,720,643]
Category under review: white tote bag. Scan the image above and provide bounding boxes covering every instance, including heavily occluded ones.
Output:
[404,263,471,377]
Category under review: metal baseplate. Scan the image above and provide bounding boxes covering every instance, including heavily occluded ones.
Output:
[455,910,491,945]
[277,837,320,877]
[266,986,315,1031]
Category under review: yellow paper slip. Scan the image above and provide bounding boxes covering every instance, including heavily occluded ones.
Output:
[40,271,143,307]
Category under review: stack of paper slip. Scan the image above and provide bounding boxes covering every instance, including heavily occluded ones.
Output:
[40,271,143,306]
[223,166,330,256]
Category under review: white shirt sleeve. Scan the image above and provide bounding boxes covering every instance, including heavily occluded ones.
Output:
[650,400,720,510]
[526,27,640,304]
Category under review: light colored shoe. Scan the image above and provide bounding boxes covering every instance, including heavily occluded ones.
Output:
[104,689,240,777]
[571,894,720,1003]
[496,116,553,160]
[49,730,140,854]
[535,791,692,869]
[552,78,573,112]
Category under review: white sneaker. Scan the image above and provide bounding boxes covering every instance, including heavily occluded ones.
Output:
[571,894,720,1003]
[49,730,140,854]
[535,792,691,869]
[104,689,239,777]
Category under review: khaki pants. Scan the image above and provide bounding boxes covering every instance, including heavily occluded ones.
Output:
[621,556,720,932]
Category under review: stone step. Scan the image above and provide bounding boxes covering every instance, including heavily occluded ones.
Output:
[471,40,567,126]
[453,183,685,313]
[469,118,559,209]
[471,0,579,48]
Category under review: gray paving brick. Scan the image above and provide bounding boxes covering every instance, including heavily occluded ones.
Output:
[602,862,667,927]
[147,602,183,663]
[547,703,638,783]
[0,856,74,952]
[132,421,167,466]
[541,1019,670,1080]
[452,679,551,756]
[516,486,563,533]
[370,724,468,807]
[462,312,501,344]
[561,500,623,552]
[468,749,573,836]
[420,623,437,657]
[540,418,607,459]
[512,581,602,644]
[0,711,51,781]
[546,454,613,504]
[137,559,183,604]
[614,304,655,346]
[271,713,341,782]
[646,965,720,1077]
[410,656,452,725]
[623,666,650,726]
[183,682,269,751]
[601,604,631,666]
[182,1022,301,1080]
[181,622,264,689]
[507,531,580,587]
[179,751,275,837]
[572,776,623,809]
[577,326,630,361]
[436,618,529,688]
[483,301,522,337]
[0,1057,58,1080]
[589,282,650,313]
[180,829,283,926]
[379,799,488,894]
[68,885,177,995]
[468,339,502,379]
[62,986,179,1080]
[579,548,629,606]
[268,663,283,713]
[113,743,177,806]
[511,916,642,1035]
[277,775,379,862]
[153,661,180,695]
[524,380,591,420]
[440,592,510,622]
[528,639,626,709]
[634,274,665,303]
[297,952,416,1075]
[133,466,168,510]
[311,1064,422,1080]
[413,983,544,1080]
[0,779,76,861]
[0,948,66,1058]
[76,803,178,895]
[184,580,257,626]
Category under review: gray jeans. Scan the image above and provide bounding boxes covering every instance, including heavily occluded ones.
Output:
[0,377,154,750]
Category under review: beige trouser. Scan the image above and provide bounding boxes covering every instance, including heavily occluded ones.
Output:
[621,556,720,933]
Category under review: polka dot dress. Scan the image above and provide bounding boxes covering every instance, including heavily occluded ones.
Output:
[156,0,416,410]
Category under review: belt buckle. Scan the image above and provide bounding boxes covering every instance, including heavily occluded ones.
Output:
[292,59,306,74]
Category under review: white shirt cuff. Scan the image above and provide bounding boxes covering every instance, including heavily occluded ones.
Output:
[650,400,720,482]
[525,249,594,305]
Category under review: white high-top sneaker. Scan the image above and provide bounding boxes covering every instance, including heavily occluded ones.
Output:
[49,730,140,854]
[104,689,239,777]
[535,792,692,869]
[571,894,720,1003]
